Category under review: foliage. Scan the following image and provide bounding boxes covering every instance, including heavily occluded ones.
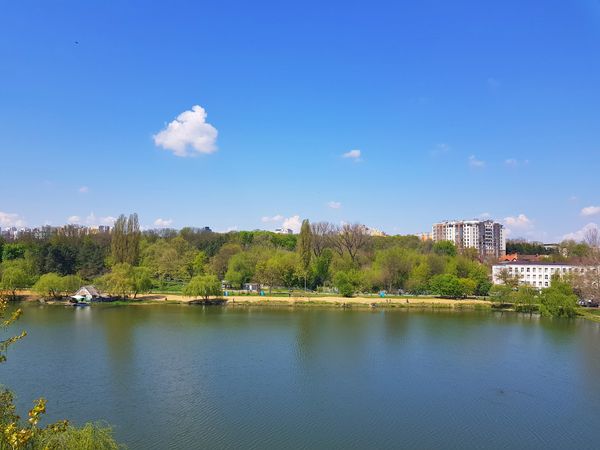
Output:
[111,213,141,266]
[539,278,578,318]
[333,270,363,297]
[183,275,222,300]
[32,273,83,299]
[297,219,312,274]
[429,274,465,298]
[433,241,457,257]
[0,301,122,449]
[0,268,29,300]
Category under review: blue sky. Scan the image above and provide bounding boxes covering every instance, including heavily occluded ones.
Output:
[1,0,599,242]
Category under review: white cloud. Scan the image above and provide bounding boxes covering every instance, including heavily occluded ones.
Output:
[327,201,342,209]
[154,218,173,228]
[0,211,26,227]
[468,155,485,168]
[563,223,599,242]
[504,214,533,229]
[261,214,302,233]
[342,149,361,161]
[581,206,600,217]
[503,214,534,236]
[78,186,89,193]
[505,158,529,168]
[282,215,302,233]
[67,213,116,226]
[153,105,218,157]
[261,214,284,223]
[479,212,492,219]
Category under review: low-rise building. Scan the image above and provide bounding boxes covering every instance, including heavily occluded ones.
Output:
[492,261,587,288]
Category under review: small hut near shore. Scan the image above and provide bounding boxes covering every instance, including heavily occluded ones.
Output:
[72,285,110,302]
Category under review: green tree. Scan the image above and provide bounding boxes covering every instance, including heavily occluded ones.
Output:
[183,275,222,300]
[0,267,29,300]
[406,259,430,294]
[429,274,465,298]
[110,213,140,265]
[433,241,457,257]
[132,266,153,299]
[96,263,135,299]
[333,269,363,297]
[539,278,578,318]
[32,273,64,299]
[372,248,414,291]
[513,285,538,314]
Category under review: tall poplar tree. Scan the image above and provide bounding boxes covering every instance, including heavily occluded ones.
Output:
[297,219,312,274]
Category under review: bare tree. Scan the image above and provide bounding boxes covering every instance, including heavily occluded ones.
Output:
[338,223,369,264]
[310,222,334,257]
[579,227,600,301]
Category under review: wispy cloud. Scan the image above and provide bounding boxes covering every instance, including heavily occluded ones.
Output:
[78,186,89,193]
[581,206,600,217]
[0,211,26,228]
[563,223,599,242]
[67,213,116,226]
[261,214,284,223]
[505,158,529,168]
[342,149,361,161]
[327,201,342,209]
[154,218,173,228]
[503,214,533,236]
[153,105,218,157]
[468,155,485,168]
[479,212,492,219]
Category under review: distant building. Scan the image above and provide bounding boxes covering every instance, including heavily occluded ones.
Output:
[432,219,506,258]
[492,261,587,289]
[417,232,432,241]
[243,283,261,292]
[275,228,293,234]
[72,285,105,301]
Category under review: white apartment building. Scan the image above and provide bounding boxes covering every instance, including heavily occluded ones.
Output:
[492,262,586,288]
[432,220,506,258]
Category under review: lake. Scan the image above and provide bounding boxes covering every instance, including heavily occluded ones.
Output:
[2,304,600,449]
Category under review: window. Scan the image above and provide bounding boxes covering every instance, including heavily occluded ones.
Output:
[545,282,548,287]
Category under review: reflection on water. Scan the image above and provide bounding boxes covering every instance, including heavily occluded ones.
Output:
[2,304,599,449]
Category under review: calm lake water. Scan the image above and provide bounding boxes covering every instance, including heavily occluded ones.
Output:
[2,304,600,449]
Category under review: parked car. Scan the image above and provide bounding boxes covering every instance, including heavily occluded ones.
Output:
[578,299,599,307]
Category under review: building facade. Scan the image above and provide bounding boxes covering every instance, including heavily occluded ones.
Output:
[492,261,586,288]
[432,220,506,258]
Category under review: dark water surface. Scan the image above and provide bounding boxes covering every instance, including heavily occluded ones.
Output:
[2,304,600,449]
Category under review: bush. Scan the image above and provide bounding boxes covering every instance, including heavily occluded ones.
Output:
[333,270,363,297]
[429,274,465,298]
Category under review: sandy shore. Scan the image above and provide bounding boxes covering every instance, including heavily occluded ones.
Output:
[15,290,491,308]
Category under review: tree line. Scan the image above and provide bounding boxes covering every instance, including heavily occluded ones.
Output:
[1,214,598,303]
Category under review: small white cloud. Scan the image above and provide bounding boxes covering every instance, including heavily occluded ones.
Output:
[282,215,302,233]
[479,212,492,219]
[581,206,600,217]
[327,201,342,209]
[78,186,89,193]
[153,105,218,157]
[468,155,485,168]
[505,158,529,168]
[154,218,173,228]
[504,214,533,230]
[563,223,599,242]
[261,214,284,223]
[0,211,26,227]
[342,149,361,161]
[569,195,579,202]
[67,213,116,226]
